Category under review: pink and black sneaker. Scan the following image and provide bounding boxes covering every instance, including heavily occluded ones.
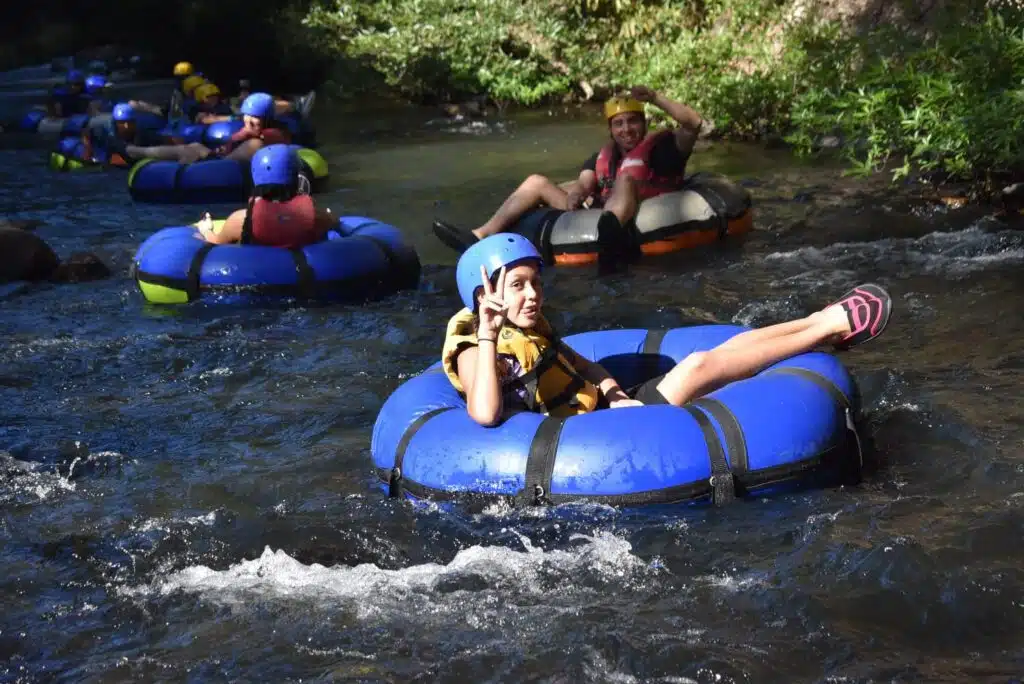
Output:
[831,283,893,350]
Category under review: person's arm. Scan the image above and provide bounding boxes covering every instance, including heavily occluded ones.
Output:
[129,100,164,116]
[196,210,245,244]
[574,169,599,196]
[563,158,600,209]
[47,87,62,117]
[457,265,511,425]
[564,346,641,407]
[194,113,232,125]
[456,344,503,426]
[313,208,336,239]
[631,86,702,154]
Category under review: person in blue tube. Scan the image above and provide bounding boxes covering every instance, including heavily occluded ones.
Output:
[196,144,334,247]
[48,70,92,118]
[442,234,894,426]
[187,83,235,124]
[83,75,114,115]
[53,102,165,170]
[82,103,166,167]
[105,93,290,164]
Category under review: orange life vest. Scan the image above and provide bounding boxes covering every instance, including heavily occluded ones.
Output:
[594,130,684,202]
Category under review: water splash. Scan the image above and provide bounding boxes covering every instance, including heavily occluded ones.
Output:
[761,225,1024,279]
[126,531,654,618]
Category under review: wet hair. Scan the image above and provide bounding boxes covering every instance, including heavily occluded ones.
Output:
[52,252,110,283]
[253,183,297,201]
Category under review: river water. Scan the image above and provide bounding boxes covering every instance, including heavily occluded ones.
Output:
[1,93,1023,683]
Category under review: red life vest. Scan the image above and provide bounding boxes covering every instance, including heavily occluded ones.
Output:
[243,194,319,248]
[594,130,684,202]
[223,126,291,154]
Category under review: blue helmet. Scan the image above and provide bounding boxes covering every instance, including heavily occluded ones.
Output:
[240,92,275,120]
[84,75,107,94]
[112,103,135,122]
[250,144,298,187]
[66,69,85,85]
[456,234,543,310]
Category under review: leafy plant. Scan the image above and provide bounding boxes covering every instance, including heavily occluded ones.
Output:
[304,0,1024,182]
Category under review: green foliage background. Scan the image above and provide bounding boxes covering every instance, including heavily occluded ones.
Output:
[5,0,1024,183]
[303,0,1024,184]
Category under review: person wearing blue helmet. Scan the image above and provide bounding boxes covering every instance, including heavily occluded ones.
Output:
[442,234,894,426]
[106,92,289,165]
[228,79,316,121]
[84,75,107,95]
[83,75,115,115]
[48,70,92,118]
[196,144,333,246]
[197,92,292,161]
[62,103,165,168]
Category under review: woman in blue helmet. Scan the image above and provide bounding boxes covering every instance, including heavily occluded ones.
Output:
[196,144,333,247]
[47,70,91,118]
[106,92,289,165]
[56,103,164,168]
[442,234,894,426]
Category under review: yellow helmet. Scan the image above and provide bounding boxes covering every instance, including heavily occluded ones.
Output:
[194,83,221,100]
[604,96,645,120]
[173,61,194,77]
[182,75,206,96]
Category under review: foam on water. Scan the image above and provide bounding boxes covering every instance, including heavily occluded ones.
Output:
[126,531,654,619]
[0,452,77,503]
[134,511,219,533]
[761,225,1024,278]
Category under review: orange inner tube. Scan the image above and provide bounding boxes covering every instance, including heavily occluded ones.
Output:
[551,209,754,266]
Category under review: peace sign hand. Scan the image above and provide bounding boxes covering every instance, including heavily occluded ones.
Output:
[477,265,508,340]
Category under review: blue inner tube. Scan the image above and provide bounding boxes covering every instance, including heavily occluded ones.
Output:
[132,215,421,303]
[158,118,243,146]
[129,157,249,204]
[371,325,862,507]
[159,116,311,147]
[19,111,90,135]
[128,143,325,205]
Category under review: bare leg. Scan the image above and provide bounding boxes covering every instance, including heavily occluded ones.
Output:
[125,142,211,163]
[129,100,164,116]
[714,313,830,352]
[602,174,640,226]
[223,138,264,163]
[655,305,851,406]
[473,174,571,239]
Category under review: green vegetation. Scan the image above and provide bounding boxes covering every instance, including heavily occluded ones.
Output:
[304,0,1024,185]
[6,0,1024,184]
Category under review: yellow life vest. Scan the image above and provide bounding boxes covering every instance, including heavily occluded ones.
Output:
[441,308,600,418]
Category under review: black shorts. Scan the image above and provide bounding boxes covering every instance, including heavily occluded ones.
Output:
[598,373,670,407]
[629,373,670,405]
